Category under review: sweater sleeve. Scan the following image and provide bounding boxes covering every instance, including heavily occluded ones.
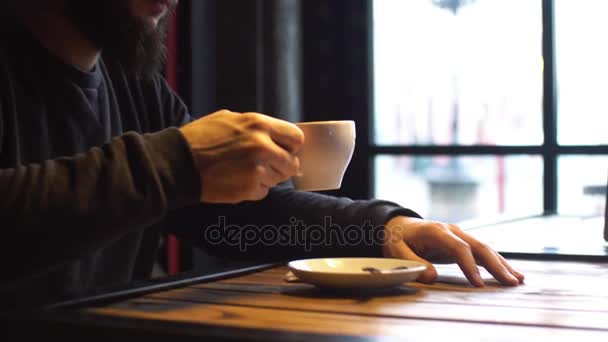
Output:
[167,182,422,262]
[155,75,423,262]
[0,127,201,281]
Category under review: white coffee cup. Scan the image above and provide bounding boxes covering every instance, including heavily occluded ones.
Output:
[292,120,356,191]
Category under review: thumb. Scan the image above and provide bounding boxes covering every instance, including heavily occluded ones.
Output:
[385,240,437,284]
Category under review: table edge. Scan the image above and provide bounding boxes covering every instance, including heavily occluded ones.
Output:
[43,262,283,311]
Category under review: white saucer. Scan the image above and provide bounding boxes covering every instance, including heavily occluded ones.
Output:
[287,258,427,289]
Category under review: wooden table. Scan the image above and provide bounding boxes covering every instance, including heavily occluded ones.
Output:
[9,259,608,341]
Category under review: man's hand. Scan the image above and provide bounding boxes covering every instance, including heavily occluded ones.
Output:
[179,110,304,204]
[384,216,525,287]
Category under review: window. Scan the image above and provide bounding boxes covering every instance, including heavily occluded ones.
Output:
[555,0,608,146]
[372,0,608,222]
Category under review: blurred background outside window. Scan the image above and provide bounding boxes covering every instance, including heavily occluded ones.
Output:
[373,0,608,222]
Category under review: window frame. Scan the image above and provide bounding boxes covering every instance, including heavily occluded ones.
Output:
[365,0,608,215]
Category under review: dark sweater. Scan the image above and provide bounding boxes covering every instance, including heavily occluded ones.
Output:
[0,25,420,310]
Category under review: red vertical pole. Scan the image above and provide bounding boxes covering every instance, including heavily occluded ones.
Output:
[166,11,180,276]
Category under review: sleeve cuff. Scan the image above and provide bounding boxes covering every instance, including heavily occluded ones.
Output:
[361,201,423,257]
[143,127,201,210]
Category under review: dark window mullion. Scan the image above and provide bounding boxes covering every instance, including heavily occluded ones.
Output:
[543,0,558,214]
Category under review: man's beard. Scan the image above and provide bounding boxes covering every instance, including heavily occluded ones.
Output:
[64,0,171,79]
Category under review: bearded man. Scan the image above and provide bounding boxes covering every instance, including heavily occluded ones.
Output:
[0,0,523,310]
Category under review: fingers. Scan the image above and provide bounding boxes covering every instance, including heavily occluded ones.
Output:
[450,226,523,286]
[386,217,483,287]
[252,133,301,181]
[258,164,288,189]
[385,240,438,284]
[386,217,526,287]
[436,230,485,287]
[249,169,271,200]
[190,109,304,204]
[496,251,525,283]
[226,113,302,199]
[470,244,519,286]
[265,117,305,154]
[243,113,305,154]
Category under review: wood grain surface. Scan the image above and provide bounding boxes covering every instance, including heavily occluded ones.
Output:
[85,260,608,340]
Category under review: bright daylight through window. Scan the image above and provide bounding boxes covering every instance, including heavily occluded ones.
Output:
[373,0,608,223]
